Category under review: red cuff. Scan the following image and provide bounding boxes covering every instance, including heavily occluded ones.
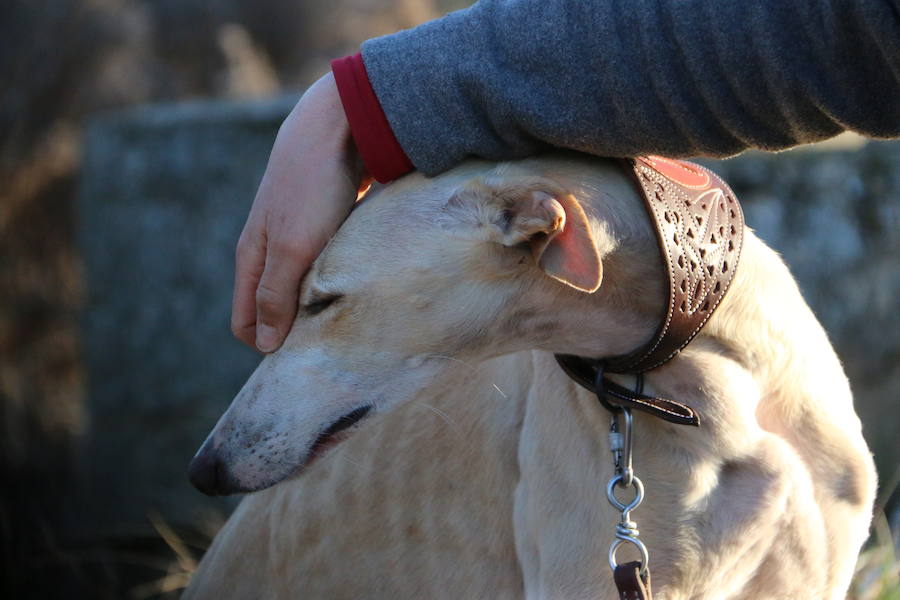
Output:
[331,53,414,183]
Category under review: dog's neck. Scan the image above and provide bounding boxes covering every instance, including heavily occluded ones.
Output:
[511,171,870,597]
[523,157,848,412]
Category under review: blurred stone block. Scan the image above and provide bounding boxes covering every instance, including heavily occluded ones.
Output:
[77,96,899,536]
[76,96,296,536]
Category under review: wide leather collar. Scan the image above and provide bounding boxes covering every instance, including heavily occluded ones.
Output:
[555,156,745,425]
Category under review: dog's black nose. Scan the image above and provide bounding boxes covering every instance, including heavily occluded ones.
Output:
[188,445,224,496]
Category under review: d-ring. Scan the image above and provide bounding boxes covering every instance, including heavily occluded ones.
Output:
[609,536,650,577]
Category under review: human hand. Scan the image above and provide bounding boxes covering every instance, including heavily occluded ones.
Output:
[231,72,367,352]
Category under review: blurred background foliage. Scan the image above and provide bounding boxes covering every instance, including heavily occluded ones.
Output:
[0,0,896,598]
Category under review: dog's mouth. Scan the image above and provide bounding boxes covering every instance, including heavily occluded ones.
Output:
[306,404,373,465]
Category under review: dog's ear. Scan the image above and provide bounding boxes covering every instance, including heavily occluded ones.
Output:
[452,178,602,292]
[529,189,602,292]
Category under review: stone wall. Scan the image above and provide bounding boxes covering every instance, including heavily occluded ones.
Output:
[76,96,296,536]
[76,98,899,537]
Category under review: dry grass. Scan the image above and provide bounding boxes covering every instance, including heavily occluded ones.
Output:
[851,472,900,600]
[125,512,220,600]
[849,513,900,600]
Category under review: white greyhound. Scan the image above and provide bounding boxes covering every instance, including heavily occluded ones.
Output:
[184,153,876,599]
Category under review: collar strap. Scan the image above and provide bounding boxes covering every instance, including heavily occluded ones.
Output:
[555,356,700,425]
[555,156,745,425]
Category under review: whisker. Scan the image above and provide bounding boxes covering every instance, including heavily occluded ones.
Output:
[425,354,509,399]
[424,353,481,372]
[336,451,372,474]
[414,402,465,438]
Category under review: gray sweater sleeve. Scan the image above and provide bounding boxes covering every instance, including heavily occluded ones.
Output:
[360,0,900,176]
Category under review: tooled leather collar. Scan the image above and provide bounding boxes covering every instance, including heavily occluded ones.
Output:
[555,156,745,426]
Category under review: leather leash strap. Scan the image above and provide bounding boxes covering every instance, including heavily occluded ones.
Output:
[615,561,652,600]
[556,156,744,425]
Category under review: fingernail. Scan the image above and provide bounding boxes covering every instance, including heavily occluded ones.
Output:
[256,324,279,353]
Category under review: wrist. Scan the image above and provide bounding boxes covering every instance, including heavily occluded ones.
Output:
[283,73,368,186]
[330,52,413,183]
[317,72,370,185]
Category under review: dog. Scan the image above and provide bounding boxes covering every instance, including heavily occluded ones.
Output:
[184,152,876,599]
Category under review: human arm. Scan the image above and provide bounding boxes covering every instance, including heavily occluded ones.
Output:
[357,0,900,178]
[232,0,900,352]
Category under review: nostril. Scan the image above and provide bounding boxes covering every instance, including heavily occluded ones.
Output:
[188,446,222,496]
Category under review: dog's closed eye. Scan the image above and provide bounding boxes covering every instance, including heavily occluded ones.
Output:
[303,295,342,316]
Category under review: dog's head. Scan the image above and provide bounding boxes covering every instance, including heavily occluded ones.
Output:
[189,156,661,495]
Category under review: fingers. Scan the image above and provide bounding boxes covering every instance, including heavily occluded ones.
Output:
[231,229,266,349]
[253,236,312,352]
[229,71,360,352]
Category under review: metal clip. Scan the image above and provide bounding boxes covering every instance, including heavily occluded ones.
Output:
[605,404,649,578]
[596,367,650,579]
[609,408,634,487]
